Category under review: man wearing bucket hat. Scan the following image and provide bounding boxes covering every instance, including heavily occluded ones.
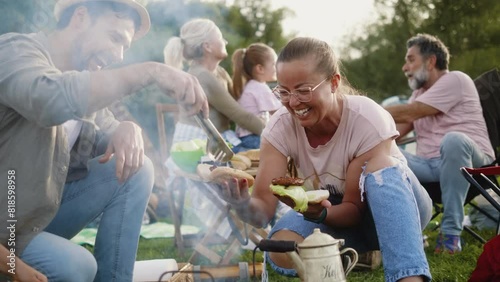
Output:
[0,0,208,281]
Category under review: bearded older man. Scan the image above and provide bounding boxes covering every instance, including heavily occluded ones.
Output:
[385,33,494,254]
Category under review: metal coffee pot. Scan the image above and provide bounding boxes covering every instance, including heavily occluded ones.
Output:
[286,228,358,281]
[258,228,358,282]
[288,228,358,281]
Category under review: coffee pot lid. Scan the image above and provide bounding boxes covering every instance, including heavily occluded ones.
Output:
[299,228,344,248]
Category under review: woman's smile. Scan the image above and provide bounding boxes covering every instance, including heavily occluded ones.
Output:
[294,107,311,117]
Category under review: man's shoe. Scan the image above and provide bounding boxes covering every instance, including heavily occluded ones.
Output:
[353,250,382,271]
[434,233,462,254]
[423,234,430,248]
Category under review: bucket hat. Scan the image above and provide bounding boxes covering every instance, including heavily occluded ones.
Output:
[54,0,150,40]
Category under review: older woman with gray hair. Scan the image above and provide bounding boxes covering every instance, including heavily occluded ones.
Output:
[163,18,264,145]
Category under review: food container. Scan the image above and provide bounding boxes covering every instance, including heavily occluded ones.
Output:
[170,139,206,173]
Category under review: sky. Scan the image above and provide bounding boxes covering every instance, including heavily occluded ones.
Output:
[270,0,377,50]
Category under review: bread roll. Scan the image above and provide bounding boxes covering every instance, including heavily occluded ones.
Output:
[209,166,255,187]
[306,190,330,204]
[240,149,260,161]
[269,178,330,212]
[231,154,251,169]
[196,164,214,181]
[231,160,248,171]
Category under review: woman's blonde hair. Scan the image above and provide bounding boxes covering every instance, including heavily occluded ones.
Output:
[163,18,219,69]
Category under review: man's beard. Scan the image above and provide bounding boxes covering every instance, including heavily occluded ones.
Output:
[407,65,429,90]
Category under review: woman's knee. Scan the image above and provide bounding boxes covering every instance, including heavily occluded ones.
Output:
[268,230,304,269]
[270,229,304,242]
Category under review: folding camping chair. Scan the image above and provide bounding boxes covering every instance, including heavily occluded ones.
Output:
[155,103,268,263]
[458,68,500,236]
[155,103,189,253]
[398,68,500,243]
[460,166,500,235]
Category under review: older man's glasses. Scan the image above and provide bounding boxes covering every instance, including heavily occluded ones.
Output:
[272,77,329,103]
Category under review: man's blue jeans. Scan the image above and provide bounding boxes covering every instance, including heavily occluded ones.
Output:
[20,156,154,282]
[401,132,493,236]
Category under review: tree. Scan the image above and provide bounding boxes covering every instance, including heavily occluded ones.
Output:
[226,0,293,48]
[123,0,292,72]
[342,0,500,102]
[421,0,500,77]
[0,0,292,70]
[0,0,56,35]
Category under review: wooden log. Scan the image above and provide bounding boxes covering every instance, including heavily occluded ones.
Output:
[169,263,193,282]
[170,262,264,281]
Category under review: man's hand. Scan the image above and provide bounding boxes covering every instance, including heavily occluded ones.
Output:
[12,259,47,282]
[152,64,209,118]
[99,121,144,182]
[1,246,47,282]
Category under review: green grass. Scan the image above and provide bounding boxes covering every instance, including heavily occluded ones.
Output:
[133,225,494,281]
[83,207,496,281]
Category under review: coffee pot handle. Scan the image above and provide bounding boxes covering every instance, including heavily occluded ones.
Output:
[340,247,358,276]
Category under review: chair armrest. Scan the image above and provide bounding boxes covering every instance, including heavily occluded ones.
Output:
[463,166,500,176]
[396,136,416,146]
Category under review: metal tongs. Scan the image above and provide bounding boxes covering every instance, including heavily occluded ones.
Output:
[194,112,234,162]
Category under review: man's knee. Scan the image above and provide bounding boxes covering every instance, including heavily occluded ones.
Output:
[128,156,154,198]
[440,132,469,154]
[44,245,97,282]
[60,251,97,282]
[94,155,154,185]
[134,156,154,183]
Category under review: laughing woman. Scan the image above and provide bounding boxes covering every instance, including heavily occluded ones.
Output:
[216,37,433,282]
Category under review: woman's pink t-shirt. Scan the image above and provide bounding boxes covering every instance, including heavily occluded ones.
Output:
[263,95,402,195]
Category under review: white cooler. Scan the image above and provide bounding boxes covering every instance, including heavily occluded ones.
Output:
[133,259,178,282]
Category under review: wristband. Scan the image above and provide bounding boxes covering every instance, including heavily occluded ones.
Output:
[303,208,327,224]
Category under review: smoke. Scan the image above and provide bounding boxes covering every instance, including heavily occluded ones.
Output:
[1,1,267,277]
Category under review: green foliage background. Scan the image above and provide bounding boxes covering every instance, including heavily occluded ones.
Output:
[0,0,294,146]
[1,1,499,280]
[2,0,498,103]
[0,0,292,73]
[122,0,294,72]
[341,0,500,102]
